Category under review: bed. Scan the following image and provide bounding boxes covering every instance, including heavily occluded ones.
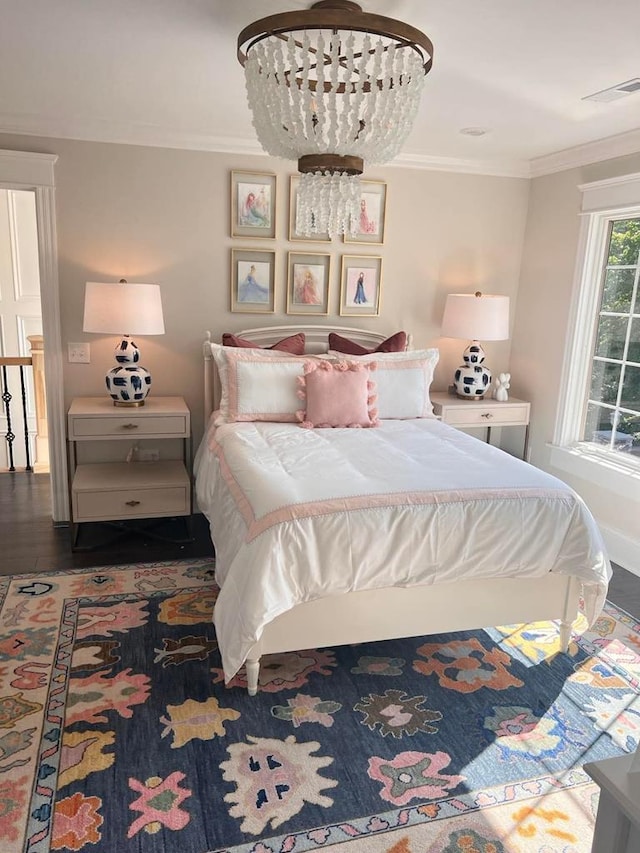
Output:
[194,325,610,695]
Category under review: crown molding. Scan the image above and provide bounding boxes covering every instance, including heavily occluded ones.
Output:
[529,127,640,178]
[4,112,640,182]
[0,113,266,158]
[0,114,530,178]
[393,151,530,178]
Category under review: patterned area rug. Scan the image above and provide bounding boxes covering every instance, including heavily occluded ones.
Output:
[1,559,639,853]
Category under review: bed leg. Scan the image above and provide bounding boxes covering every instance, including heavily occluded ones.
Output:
[246,658,260,696]
[558,619,572,653]
[558,576,578,654]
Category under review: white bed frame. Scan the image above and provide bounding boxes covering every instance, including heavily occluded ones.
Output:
[203,325,579,695]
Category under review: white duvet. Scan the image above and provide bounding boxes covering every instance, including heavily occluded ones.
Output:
[194,418,610,680]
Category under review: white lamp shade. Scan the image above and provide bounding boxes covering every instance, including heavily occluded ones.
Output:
[441,293,510,341]
[83,282,165,335]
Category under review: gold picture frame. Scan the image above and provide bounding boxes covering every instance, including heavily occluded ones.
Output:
[231,171,276,239]
[230,248,276,313]
[344,180,387,245]
[340,255,382,317]
[286,251,331,315]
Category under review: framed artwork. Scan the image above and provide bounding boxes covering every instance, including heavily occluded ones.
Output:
[231,171,276,239]
[286,252,331,315]
[230,248,276,313]
[340,255,382,316]
[288,176,331,242]
[344,180,387,244]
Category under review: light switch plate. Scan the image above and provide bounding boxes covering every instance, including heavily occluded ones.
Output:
[68,342,91,363]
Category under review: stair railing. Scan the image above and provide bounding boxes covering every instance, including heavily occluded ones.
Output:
[0,355,33,472]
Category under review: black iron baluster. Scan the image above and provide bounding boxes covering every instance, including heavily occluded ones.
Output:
[19,365,32,472]
[1,364,16,472]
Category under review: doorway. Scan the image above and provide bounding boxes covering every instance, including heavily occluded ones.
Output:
[0,188,46,472]
[0,148,67,524]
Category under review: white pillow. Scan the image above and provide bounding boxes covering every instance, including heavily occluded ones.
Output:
[329,348,439,419]
[212,344,308,424]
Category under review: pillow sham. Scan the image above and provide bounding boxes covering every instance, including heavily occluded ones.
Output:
[212,344,313,424]
[328,330,407,355]
[222,331,305,355]
[326,348,439,419]
[296,360,379,429]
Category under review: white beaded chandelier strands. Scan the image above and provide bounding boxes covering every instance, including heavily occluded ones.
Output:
[238,0,433,237]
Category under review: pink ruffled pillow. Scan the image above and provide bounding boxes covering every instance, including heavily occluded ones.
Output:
[296,360,379,429]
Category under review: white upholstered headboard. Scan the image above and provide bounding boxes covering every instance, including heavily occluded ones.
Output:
[202,324,413,421]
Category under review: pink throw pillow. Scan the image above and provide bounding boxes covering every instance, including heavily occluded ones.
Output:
[222,332,305,355]
[328,331,406,355]
[296,360,379,429]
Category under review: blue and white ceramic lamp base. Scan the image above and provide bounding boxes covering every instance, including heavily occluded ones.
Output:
[453,341,492,399]
[105,337,152,406]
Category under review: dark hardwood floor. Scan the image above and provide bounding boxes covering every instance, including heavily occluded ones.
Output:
[0,471,214,575]
[1,471,639,621]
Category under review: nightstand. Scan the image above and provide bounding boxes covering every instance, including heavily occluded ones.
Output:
[430,391,531,460]
[67,396,192,549]
[585,754,640,853]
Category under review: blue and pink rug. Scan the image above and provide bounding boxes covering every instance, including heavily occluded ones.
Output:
[1,559,639,852]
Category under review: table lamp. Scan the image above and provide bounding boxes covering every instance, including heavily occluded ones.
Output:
[83,280,165,406]
[441,291,509,399]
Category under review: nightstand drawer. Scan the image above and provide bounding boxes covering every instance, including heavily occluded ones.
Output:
[69,414,188,439]
[74,485,189,521]
[71,460,191,522]
[443,403,529,428]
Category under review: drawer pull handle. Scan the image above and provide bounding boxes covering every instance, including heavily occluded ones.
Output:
[125,500,141,507]
[481,412,493,419]
[121,423,139,430]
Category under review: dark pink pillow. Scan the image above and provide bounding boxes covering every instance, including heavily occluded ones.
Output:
[222,332,305,355]
[296,360,379,429]
[328,331,407,355]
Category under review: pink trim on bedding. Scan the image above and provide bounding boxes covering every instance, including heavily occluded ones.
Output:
[244,488,571,541]
[234,412,300,422]
[208,436,256,530]
[377,358,429,369]
[207,433,571,543]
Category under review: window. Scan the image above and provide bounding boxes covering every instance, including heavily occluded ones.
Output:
[553,172,640,484]
[583,216,640,458]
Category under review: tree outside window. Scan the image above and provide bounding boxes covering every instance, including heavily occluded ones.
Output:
[583,217,640,455]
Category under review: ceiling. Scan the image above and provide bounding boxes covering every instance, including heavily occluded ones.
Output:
[3,0,640,177]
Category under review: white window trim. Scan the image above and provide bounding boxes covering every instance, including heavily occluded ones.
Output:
[551,172,640,489]
[548,443,640,503]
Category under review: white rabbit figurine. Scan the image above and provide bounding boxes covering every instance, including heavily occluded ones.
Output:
[494,372,511,402]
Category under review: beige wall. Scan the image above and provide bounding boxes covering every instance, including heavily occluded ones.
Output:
[0,133,530,448]
[2,132,637,567]
[511,152,640,571]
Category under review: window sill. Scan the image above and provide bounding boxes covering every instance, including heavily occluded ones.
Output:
[547,443,640,503]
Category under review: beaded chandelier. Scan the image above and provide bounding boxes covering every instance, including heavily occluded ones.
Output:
[238,0,433,237]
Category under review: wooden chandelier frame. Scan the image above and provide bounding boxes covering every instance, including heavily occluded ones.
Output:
[237,0,434,93]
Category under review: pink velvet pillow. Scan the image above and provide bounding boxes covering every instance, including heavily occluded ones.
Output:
[222,332,305,355]
[328,331,406,355]
[296,360,379,429]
